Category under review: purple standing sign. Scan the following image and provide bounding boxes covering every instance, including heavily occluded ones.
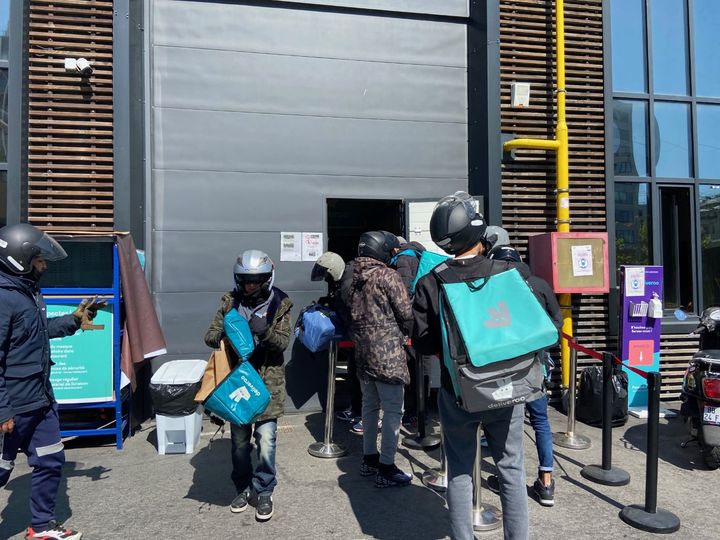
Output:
[619,266,664,409]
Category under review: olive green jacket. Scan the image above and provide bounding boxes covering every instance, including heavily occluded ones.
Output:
[204,289,292,421]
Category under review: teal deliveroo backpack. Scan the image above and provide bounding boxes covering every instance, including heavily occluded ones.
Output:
[434,262,559,412]
[204,309,271,425]
[390,248,450,294]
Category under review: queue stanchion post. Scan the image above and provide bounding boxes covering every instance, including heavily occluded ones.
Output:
[620,372,680,533]
[580,352,630,486]
[553,346,591,450]
[308,340,347,458]
[473,424,502,532]
[403,351,440,450]
[422,429,448,492]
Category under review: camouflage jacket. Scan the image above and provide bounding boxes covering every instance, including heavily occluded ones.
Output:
[204,288,292,421]
[349,257,413,385]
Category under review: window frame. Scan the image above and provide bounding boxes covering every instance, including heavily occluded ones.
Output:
[606,0,720,331]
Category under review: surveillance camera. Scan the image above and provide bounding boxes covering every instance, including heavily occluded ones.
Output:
[76,58,93,76]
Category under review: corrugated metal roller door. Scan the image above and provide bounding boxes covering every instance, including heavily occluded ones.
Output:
[148,0,469,357]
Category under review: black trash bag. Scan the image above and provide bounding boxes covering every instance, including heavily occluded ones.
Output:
[149,380,202,416]
[575,365,628,427]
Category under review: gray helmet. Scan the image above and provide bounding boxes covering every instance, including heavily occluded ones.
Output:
[311,251,345,283]
[0,223,67,275]
[484,226,510,249]
[234,250,275,293]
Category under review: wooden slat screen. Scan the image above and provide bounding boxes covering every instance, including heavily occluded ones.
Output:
[26,0,114,232]
[499,0,692,399]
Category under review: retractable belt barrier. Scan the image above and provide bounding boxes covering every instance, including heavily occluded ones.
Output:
[308,340,347,459]
[558,334,680,534]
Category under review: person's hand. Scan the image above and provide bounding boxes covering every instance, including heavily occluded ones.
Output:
[73,296,108,322]
[248,315,269,337]
[0,418,14,434]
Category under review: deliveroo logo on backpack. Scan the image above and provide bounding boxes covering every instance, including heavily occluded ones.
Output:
[229,375,262,402]
[491,380,514,402]
[484,301,512,328]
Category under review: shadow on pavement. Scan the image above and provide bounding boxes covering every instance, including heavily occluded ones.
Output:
[185,437,236,508]
[335,453,452,540]
[620,416,705,471]
[0,460,109,539]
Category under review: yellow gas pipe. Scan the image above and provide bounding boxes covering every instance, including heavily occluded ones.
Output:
[503,0,573,387]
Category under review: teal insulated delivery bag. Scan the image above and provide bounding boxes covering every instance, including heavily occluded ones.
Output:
[435,264,558,412]
[204,361,271,426]
[204,310,270,425]
[223,309,256,362]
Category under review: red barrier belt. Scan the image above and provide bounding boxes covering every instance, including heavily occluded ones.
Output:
[561,332,648,380]
[338,340,354,349]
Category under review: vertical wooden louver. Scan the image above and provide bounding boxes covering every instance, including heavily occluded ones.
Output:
[499,0,610,388]
[499,0,692,398]
[26,0,114,232]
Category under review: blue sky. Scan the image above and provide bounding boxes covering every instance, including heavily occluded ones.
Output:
[0,2,8,35]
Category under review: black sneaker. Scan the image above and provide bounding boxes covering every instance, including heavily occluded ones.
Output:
[255,494,274,521]
[486,474,500,494]
[533,478,555,507]
[375,463,412,488]
[360,454,380,476]
[230,491,250,513]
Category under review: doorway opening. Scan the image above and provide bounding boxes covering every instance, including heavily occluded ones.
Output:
[326,198,404,263]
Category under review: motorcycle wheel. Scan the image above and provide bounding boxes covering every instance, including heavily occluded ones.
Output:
[701,444,720,470]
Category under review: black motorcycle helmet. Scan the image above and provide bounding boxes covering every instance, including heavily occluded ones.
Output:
[429,191,487,255]
[0,223,67,275]
[487,245,522,264]
[357,231,399,264]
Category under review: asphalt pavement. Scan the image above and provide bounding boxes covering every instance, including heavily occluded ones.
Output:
[1,402,718,540]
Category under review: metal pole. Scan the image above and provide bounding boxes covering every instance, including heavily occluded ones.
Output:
[473,425,502,532]
[308,341,347,458]
[553,347,591,449]
[403,353,440,450]
[422,430,448,492]
[620,372,680,533]
[581,352,630,485]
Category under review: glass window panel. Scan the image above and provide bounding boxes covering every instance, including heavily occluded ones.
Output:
[700,185,720,308]
[611,0,647,93]
[613,100,648,176]
[615,183,652,265]
[660,186,694,312]
[693,0,720,97]
[654,102,691,178]
[650,0,688,95]
[697,105,720,179]
[0,1,8,61]
[0,69,6,163]
[0,170,5,228]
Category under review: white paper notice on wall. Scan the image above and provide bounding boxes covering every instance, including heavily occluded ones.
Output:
[280,232,302,262]
[625,266,646,298]
[302,232,323,262]
[571,244,593,277]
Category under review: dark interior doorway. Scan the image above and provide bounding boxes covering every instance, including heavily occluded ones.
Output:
[327,198,404,263]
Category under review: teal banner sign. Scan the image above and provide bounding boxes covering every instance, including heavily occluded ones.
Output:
[47,303,114,404]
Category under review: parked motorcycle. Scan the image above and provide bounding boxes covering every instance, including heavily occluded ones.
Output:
[681,306,720,469]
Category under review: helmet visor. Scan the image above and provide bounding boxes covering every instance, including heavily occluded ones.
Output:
[234,272,272,287]
[310,263,328,282]
[35,233,68,262]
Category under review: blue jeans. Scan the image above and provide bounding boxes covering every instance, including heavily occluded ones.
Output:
[0,404,65,530]
[361,379,404,465]
[230,419,277,496]
[438,389,528,540]
[526,395,553,473]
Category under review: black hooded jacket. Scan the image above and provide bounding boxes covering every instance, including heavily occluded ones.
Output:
[0,270,80,421]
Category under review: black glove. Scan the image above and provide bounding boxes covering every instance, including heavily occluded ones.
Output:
[248,315,269,337]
